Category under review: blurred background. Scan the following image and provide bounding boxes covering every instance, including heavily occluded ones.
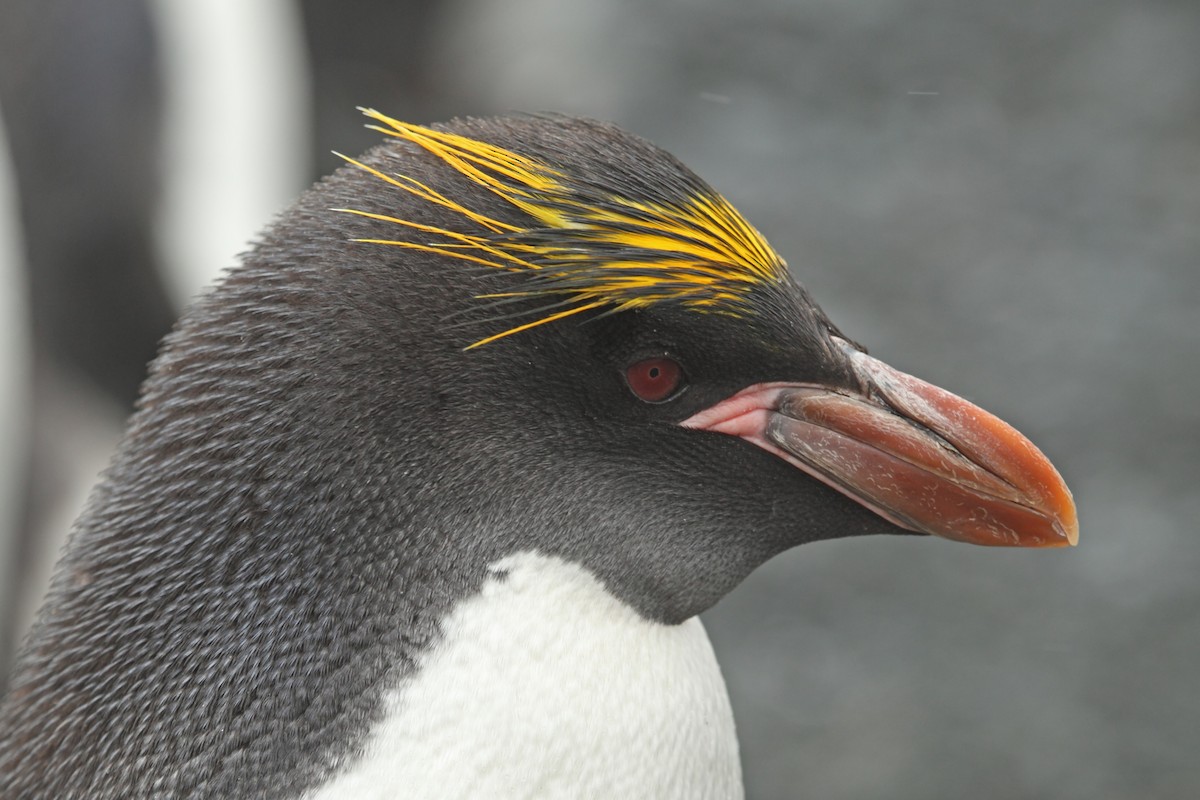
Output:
[1,0,1196,797]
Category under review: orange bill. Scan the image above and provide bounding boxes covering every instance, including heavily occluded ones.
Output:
[683,338,1078,547]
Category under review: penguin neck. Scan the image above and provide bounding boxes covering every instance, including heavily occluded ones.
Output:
[310,550,745,799]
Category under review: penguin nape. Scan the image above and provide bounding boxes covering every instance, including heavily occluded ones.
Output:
[0,110,1078,799]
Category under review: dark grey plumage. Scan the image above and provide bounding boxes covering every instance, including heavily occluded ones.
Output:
[0,116,906,798]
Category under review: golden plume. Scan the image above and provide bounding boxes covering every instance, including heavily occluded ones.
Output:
[336,108,787,348]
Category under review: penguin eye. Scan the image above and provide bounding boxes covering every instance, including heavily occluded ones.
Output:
[626,357,685,403]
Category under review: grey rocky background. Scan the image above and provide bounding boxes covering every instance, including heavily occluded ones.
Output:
[2,1,1197,798]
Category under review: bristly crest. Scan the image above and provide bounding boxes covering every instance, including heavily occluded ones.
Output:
[336,108,789,348]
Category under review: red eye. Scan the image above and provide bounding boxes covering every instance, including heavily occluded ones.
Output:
[626,357,685,403]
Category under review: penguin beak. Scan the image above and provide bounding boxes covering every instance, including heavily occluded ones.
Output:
[683,338,1078,547]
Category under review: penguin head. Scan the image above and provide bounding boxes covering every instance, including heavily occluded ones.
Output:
[200,110,1076,624]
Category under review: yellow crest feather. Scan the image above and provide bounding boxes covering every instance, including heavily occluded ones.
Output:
[337,108,788,348]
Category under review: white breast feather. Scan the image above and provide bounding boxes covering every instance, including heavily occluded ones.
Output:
[308,551,743,799]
